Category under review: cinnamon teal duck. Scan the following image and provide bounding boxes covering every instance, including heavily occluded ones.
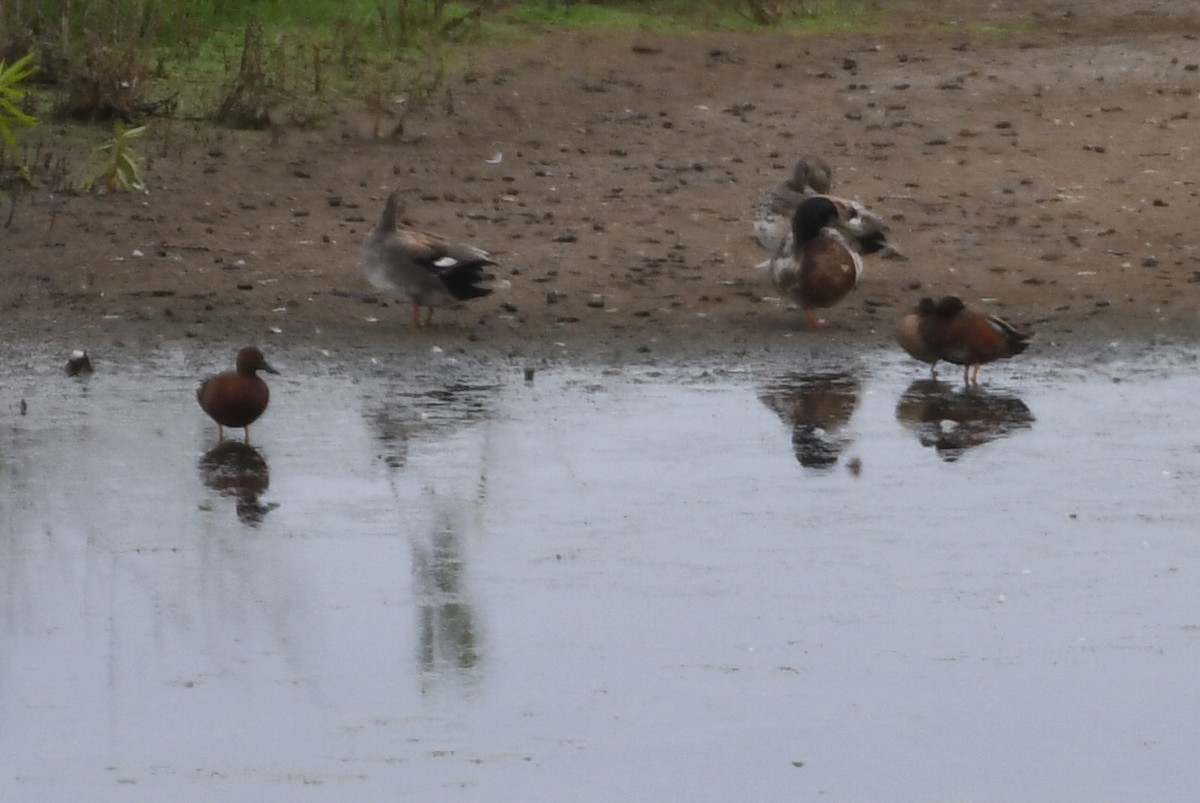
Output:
[895,297,941,373]
[197,346,279,444]
[913,296,1033,385]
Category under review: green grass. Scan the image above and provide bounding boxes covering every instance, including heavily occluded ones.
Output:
[497,1,879,35]
[0,0,955,123]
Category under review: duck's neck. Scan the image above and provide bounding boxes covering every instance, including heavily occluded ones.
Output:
[379,191,402,232]
[792,197,837,244]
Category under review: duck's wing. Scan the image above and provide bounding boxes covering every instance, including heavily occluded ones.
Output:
[383,228,496,275]
[813,194,886,233]
[764,233,798,282]
[813,194,908,259]
[753,183,809,252]
[984,314,1034,355]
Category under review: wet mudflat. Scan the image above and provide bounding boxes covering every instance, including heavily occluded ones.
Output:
[2,339,1200,802]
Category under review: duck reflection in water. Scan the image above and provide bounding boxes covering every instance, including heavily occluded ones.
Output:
[198,441,278,524]
[758,372,861,470]
[896,378,1034,462]
[369,380,498,470]
[367,378,491,686]
[414,505,480,687]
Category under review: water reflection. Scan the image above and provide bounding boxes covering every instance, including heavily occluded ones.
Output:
[367,376,497,690]
[369,380,499,469]
[414,503,480,687]
[198,441,277,524]
[758,372,861,470]
[895,379,1035,461]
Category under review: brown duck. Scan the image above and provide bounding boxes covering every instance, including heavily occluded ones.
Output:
[197,346,279,443]
[766,195,894,328]
[913,296,1032,384]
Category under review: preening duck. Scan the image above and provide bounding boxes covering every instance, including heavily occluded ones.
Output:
[766,194,894,328]
[752,155,834,257]
[912,295,1033,384]
[895,297,941,373]
[361,189,497,328]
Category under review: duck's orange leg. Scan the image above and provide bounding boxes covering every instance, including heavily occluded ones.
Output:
[804,309,829,329]
[411,302,423,328]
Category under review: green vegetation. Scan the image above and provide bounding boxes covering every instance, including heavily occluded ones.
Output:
[78,120,146,192]
[0,53,38,154]
[0,1,883,124]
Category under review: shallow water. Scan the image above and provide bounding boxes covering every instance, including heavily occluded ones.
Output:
[2,340,1200,801]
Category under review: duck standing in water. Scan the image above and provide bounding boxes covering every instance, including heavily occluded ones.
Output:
[894,297,941,374]
[913,295,1033,384]
[752,155,834,256]
[197,346,279,444]
[767,194,894,328]
[360,189,497,328]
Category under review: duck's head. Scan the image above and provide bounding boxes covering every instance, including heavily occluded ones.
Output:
[379,189,414,230]
[788,156,833,195]
[236,346,280,376]
[791,195,844,243]
[932,296,966,316]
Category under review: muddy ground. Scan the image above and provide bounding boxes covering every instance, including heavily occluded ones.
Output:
[3,0,1199,363]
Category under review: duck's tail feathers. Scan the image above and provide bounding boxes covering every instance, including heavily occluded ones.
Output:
[441,260,496,301]
[855,229,890,256]
[990,316,1033,355]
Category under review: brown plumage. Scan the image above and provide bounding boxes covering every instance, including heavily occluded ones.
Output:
[197,347,279,443]
[915,296,1032,384]
[895,298,941,372]
[767,195,893,328]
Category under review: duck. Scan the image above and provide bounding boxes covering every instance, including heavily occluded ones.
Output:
[913,295,1033,384]
[766,194,894,328]
[752,155,833,257]
[197,346,279,443]
[894,297,941,373]
[361,189,497,328]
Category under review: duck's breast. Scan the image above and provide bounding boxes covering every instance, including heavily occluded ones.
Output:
[199,374,270,428]
[797,235,861,309]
